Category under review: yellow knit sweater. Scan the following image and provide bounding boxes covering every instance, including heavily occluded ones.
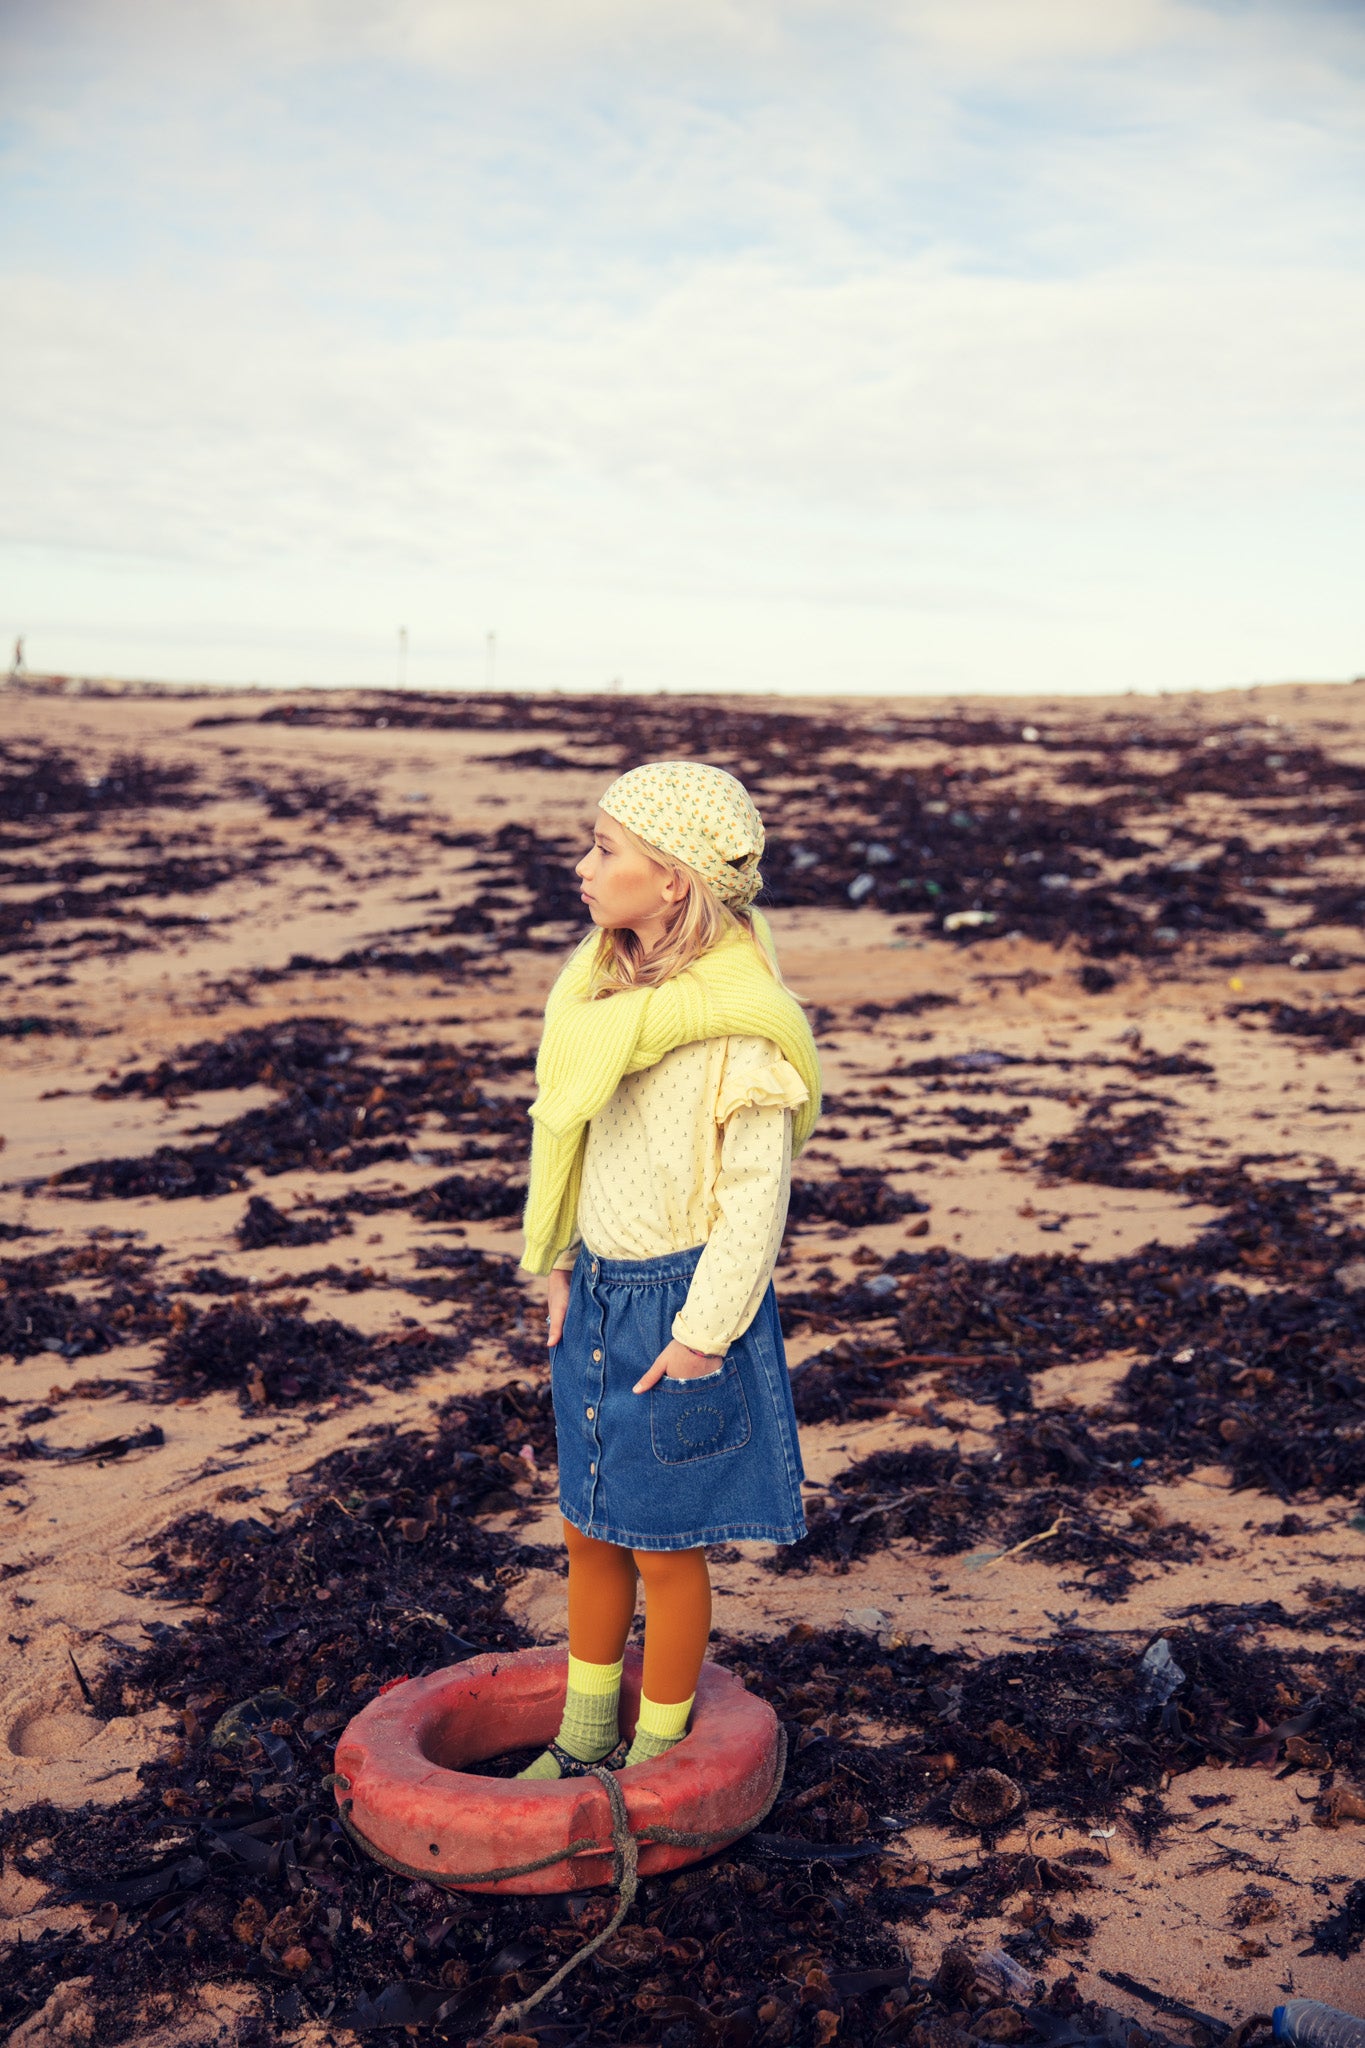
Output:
[520,912,821,1275]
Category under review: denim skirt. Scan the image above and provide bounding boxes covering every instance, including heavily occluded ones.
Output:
[551,1242,807,1551]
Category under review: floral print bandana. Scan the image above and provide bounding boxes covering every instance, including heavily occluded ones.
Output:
[598,761,764,908]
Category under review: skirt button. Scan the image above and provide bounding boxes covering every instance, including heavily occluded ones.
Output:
[592,1347,602,1362]
[586,1405,595,1419]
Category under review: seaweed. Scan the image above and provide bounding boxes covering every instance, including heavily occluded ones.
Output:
[1033,1103,1170,1187]
[1227,1000,1365,1052]
[769,1425,1196,1601]
[0,745,201,825]
[154,1302,460,1409]
[412,1173,526,1223]
[183,689,1365,964]
[0,1243,166,1360]
[1305,1880,1365,1959]
[235,1194,344,1250]
[0,1013,82,1038]
[48,1142,249,1201]
[4,1461,1358,2045]
[788,1172,932,1230]
[53,1022,529,1199]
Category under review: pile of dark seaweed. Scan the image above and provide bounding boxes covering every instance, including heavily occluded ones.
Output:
[8,691,1365,994]
[47,1018,531,1205]
[0,741,380,972]
[5,690,1365,2043]
[3,1139,1363,2039]
[184,688,1365,970]
[4,1383,1363,2046]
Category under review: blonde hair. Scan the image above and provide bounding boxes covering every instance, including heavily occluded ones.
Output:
[586,815,778,999]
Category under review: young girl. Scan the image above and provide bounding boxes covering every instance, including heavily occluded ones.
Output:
[516,760,821,1780]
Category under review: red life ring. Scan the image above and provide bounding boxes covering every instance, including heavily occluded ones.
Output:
[333,1646,784,1894]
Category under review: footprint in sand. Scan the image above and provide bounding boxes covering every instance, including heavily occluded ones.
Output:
[8,1702,100,1761]
[0,1682,173,1807]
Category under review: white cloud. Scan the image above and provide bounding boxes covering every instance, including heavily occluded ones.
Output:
[0,0,1216,82]
[896,0,1187,64]
[6,253,1361,566]
[0,0,1362,693]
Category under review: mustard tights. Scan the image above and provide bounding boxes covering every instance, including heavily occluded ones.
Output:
[563,1517,711,1704]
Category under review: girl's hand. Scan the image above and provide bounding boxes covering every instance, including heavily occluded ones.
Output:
[545,1267,571,1348]
[633,1339,724,1394]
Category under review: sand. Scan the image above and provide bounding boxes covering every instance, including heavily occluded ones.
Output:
[3,673,1365,2041]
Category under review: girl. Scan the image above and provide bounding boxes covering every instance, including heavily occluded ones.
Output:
[516,760,821,1780]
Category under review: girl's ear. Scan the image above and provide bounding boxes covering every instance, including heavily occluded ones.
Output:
[659,866,690,905]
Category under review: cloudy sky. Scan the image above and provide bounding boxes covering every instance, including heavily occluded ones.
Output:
[2,0,1362,697]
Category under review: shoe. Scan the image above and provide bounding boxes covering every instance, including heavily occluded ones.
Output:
[544,1735,629,1777]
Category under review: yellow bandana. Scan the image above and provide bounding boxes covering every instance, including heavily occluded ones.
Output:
[598,761,764,909]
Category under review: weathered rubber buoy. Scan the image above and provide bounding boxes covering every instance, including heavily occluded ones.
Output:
[332,1646,783,1894]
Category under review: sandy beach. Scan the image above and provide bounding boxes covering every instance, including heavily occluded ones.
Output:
[3,674,1364,2047]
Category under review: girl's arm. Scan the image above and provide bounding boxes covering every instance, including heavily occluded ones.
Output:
[672,1035,806,1360]
[544,1233,580,1347]
[668,1111,790,1359]
[545,1265,571,1346]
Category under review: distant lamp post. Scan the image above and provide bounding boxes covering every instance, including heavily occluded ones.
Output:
[397,627,408,690]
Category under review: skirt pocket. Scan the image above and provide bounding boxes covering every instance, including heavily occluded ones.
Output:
[649,1354,752,1466]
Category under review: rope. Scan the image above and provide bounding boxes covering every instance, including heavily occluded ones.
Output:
[333,1800,611,1887]
[332,1725,788,2039]
[331,1723,787,1885]
[482,1727,788,2043]
[479,1762,638,2041]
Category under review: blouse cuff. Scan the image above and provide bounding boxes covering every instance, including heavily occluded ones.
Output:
[552,1232,582,1272]
[671,1308,731,1359]
[714,1054,809,1125]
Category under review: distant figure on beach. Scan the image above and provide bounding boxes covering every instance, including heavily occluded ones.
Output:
[9,635,24,678]
[516,761,822,1780]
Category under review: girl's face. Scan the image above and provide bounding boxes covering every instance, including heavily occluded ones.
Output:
[576,809,687,944]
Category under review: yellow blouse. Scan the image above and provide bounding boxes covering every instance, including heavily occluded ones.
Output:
[553,1034,809,1357]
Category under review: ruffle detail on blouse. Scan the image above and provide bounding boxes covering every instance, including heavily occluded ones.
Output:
[715,1054,810,1125]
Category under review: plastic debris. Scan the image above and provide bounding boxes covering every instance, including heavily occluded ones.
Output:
[842,1606,890,1634]
[978,1948,1036,1999]
[1274,2002,1365,2048]
[209,1690,300,1755]
[1137,1637,1187,1705]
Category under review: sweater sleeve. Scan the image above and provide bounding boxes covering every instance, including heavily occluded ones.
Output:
[671,1037,806,1357]
[552,1226,581,1272]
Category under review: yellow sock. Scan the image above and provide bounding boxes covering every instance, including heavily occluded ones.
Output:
[515,1656,623,1780]
[568,1654,624,1697]
[625,1691,694,1766]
